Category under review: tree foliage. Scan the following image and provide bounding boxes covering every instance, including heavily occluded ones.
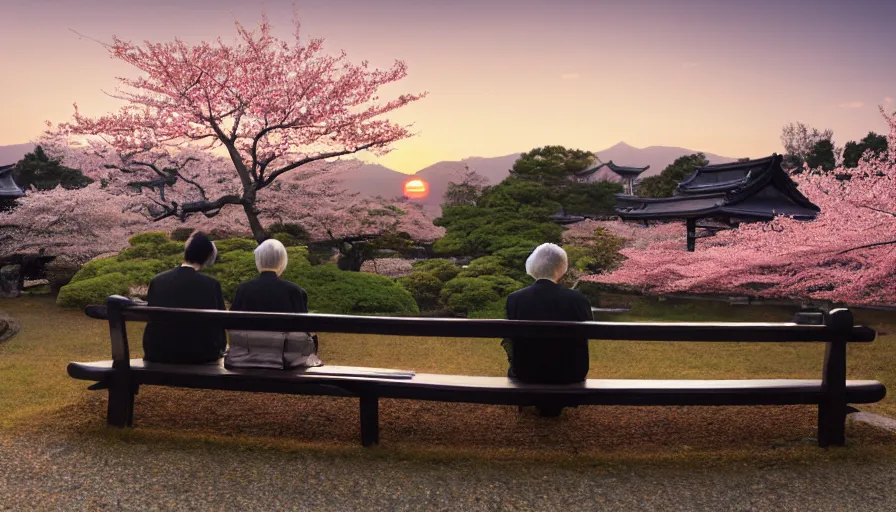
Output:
[635,153,709,198]
[442,167,488,208]
[780,122,834,171]
[12,145,93,191]
[842,132,888,168]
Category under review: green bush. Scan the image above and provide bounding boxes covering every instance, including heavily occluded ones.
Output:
[398,271,444,311]
[564,227,626,274]
[214,238,258,253]
[457,255,512,279]
[70,258,168,286]
[170,227,195,242]
[57,272,132,309]
[128,232,169,246]
[297,265,418,315]
[477,275,525,297]
[412,259,459,282]
[439,277,501,315]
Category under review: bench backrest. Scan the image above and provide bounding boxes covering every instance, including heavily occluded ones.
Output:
[86,296,875,370]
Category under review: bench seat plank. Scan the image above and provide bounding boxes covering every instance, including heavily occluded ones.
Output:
[68,359,886,407]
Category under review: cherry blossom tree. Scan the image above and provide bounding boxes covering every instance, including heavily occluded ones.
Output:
[0,184,149,261]
[50,13,425,242]
[586,108,896,306]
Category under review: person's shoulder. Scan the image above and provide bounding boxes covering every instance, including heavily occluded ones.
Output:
[195,271,221,286]
[507,283,534,300]
[150,267,180,282]
[280,278,307,295]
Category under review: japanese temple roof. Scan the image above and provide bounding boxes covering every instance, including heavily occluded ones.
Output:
[614,154,820,221]
[0,164,25,199]
[576,160,650,179]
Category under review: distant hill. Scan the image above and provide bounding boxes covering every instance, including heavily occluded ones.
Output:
[0,143,35,166]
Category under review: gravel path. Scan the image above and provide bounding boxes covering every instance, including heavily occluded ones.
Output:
[2,430,896,511]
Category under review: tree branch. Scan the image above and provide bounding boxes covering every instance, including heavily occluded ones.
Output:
[261,141,385,187]
[836,239,896,255]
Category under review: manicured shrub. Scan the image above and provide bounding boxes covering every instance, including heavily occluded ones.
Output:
[398,271,444,310]
[204,250,257,301]
[57,272,131,309]
[412,259,459,282]
[294,264,419,315]
[439,277,501,315]
[213,238,258,253]
[128,231,169,246]
[477,275,525,296]
[272,232,300,247]
[70,258,168,286]
[457,255,511,279]
[267,223,310,242]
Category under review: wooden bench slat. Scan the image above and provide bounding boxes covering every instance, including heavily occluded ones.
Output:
[67,360,886,407]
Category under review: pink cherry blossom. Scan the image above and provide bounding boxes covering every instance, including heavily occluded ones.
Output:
[47,12,425,241]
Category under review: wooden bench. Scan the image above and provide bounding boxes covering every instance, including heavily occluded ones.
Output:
[69,296,886,448]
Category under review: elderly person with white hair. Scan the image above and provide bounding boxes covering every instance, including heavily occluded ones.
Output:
[226,239,322,369]
[502,243,593,412]
[143,231,227,364]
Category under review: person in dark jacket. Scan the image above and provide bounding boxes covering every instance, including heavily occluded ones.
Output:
[142,232,226,364]
[504,243,593,415]
[226,239,321,369]
[230,239,308,314]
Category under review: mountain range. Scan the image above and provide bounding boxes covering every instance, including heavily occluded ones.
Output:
[0,141,738,214]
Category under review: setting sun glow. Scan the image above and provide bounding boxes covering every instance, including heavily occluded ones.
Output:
[403,178,429,200]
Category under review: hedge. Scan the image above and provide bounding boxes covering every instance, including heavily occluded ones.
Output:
[57,272,132,309]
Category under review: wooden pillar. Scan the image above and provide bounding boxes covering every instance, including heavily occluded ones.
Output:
[686,218,696,252]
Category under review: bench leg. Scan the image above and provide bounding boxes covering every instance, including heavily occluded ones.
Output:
[360,393,379,447]
[107,382,135,428]
[818,403,846,447]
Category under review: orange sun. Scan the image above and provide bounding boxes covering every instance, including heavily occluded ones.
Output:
[403,178,429,200]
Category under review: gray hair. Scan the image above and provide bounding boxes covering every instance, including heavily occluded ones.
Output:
[525,243,568,281]
[254,239,289,275]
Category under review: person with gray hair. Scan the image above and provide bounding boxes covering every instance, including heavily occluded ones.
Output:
[503,243,593,414]
[227,239,322,369]
[143,231,227,363]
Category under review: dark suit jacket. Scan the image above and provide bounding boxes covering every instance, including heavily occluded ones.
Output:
[505,279,593,384]
[230,272,309,313]
[142,266,227,363]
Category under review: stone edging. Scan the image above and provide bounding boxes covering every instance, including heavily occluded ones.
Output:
[0,313,20,344]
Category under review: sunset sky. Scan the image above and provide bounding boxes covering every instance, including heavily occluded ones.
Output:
[1,0,894,173]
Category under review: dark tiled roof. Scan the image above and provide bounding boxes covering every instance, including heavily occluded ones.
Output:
[615,154,819,220]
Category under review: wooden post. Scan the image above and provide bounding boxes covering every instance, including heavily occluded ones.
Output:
[360,392,380,447]
[686,218,696,252]
[818,308,851,447]
[106,296,135,428]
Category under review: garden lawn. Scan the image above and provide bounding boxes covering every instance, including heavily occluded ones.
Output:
[1,295,895,460]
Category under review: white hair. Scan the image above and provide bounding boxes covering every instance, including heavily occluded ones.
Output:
[525,243,568,281]
[254,239,289,275]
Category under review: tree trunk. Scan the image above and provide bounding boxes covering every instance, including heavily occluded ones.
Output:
[242,203,268,243]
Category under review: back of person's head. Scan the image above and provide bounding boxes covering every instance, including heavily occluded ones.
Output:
[184,231,217,269]
[255,239,289,276]
[525,243,568,282]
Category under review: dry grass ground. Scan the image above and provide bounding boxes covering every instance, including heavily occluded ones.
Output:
[1,296,895,460]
